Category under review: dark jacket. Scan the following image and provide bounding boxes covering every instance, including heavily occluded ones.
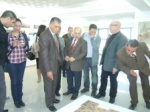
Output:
[0,21,8,66]
[62,33,73,46]
[100,32,128,71]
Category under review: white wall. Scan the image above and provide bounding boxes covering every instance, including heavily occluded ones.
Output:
[134,10,150,83]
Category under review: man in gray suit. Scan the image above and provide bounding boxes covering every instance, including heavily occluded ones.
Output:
[95,21,128,104]
[117,39,150,110]
[63,27,87,100]
[80,24,101,97]
[39,17,62,112]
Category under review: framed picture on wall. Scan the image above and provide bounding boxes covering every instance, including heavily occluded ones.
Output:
[138,21,150,48]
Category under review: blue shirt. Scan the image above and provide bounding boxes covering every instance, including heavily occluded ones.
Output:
[83,33,93,58]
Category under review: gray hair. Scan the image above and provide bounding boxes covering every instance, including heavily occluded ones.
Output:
[126,39,139,47]
[50,17,61,24]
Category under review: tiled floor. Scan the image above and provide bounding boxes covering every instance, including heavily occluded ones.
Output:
[4,65,150,112]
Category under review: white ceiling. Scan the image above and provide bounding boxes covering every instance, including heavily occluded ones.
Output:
[0,0,150,23]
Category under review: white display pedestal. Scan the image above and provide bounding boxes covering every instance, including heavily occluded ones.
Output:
[57,95,136,112]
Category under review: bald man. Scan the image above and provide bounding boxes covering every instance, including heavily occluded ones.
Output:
[63,27,87,100]
[95,21,128,104]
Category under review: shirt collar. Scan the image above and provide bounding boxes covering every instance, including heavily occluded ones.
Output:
[49,28,55,37]
[73,37,78,40]
[133,52,136,55]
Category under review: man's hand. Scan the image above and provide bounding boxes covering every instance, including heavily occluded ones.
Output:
[130,70,137,77]
[69,57,75,62]
[90,34,95,38]
[47,71,53,80]
[65,56,70,61]
[18,43,25,48]
[13,40,18,47]
[112,68,118,74]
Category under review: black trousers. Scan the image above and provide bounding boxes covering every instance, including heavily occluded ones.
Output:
[62,60,66,76]
[0,65,6,112]
[55,66,61,93]
[98,67,119,98]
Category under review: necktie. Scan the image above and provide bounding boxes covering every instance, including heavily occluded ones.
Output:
[54,35,59,52]
[131,54,137,61]
[71,39,76,51]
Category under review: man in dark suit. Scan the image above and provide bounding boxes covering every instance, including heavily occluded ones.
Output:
[0,10,16,112]
[95,21,128,104]
[63,27,87,100]
[117,39,150,110]
[39,17,62,112]
[62,27,73,77]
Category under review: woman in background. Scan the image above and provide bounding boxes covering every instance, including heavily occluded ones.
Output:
[7,18,29,108]
[31,25,46,83]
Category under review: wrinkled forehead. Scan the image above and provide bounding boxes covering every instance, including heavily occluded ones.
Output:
[74,27,82,33]
[110,21,120,26]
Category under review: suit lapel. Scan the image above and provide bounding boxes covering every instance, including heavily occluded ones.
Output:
[107,32,120,49]
[136,47,142,62]
[47,28,58,49]
[122,47,132,62]
[69,38,74,47]
[74,38,81,51]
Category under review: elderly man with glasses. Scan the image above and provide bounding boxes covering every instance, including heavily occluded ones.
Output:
[95,21,128,104]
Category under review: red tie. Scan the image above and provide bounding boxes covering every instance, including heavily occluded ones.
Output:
[71,39,76,51]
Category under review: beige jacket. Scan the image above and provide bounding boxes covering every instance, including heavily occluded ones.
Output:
[31,41,40,58]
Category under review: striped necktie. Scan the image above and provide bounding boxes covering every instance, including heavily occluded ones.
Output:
[54,35,59,52]
[131,54,137,62]
[71,39,77,51]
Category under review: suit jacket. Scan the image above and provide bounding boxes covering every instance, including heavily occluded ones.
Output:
[65,37,87,71]
[117,42,150,75]
[62,33,72,46]
[0,21,8,66]
[82,33,101,66]
[39,28,62,75]
[59,37,65,60]
[100,32,128,71]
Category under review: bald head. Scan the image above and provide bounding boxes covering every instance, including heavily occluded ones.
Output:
[73,27,82,39]
[109,20,121,34]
